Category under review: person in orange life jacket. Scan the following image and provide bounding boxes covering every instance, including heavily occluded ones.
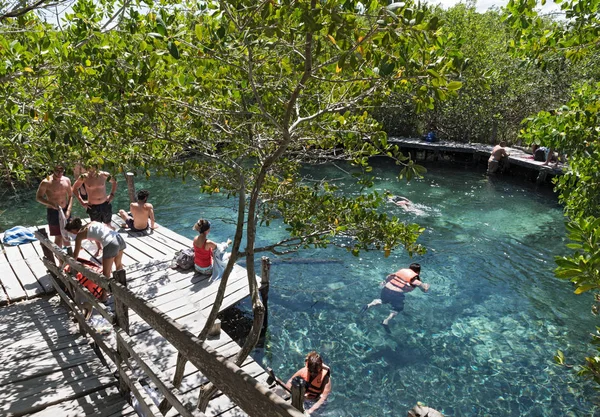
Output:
[361,263,430,327]
[285,351,331,415]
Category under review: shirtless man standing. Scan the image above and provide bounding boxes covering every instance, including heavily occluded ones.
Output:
[118,189,157,232]
[487,141,509,174]
[36,165,73,247]
[72,167,117,227]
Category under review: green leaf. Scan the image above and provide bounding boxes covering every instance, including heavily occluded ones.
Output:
[446,81,462,91]
[168,41,180,59]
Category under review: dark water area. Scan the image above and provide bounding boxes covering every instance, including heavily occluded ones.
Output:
[1,160,598,416]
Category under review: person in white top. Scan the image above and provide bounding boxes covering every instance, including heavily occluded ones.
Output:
[65,217,126,280]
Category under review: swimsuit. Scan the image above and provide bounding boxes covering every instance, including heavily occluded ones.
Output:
[194,242,213,274]
[47,207,70,236]
[124,212,148,232]
[87,201,113,224]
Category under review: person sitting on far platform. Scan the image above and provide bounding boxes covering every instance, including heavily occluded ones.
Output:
[65,218,126,288]
[361,263,430,330]
[286,351,332,416]
[487,141,509,174]
[118,189,157,232]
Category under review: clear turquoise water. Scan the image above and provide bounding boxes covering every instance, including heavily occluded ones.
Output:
[1,160,597,416]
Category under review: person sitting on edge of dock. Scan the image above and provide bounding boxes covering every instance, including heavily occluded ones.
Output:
[36,164,73,248]
[193,219,218,275]
[361,263,430,331]
[487,141,509,174]
[286,351,332,416]
[71,166,117,228]
[65,218,126,300]
[118,189,157,232]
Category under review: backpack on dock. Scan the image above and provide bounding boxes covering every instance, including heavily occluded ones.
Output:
[171,248,195,270]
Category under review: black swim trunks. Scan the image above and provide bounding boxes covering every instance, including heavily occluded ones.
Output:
[126,216,149,232]
[87,201,112,224]
[47,207,70,236]
[380,287,405,312]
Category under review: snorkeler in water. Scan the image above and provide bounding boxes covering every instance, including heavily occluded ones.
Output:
[361,263,430,332]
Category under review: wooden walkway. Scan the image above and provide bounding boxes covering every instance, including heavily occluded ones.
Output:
[388,137,565,174]
[0,232,55,305]
[0,216,285,416]
[0,296,134,417]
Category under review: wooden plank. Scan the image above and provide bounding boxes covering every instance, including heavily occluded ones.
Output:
[116,329,205,417]
[15,242,39,261]
[25,387,132,417]
[109,282,303,417]
[0,260,27,302]
[0,348,106,387]
[3,243,24,263]
[9,259,45,298]
[152,223,194,248]
[120,234,170,262]
[1,372,117,417]
[23,258,54,294]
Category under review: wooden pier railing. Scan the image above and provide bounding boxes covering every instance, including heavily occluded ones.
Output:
[34,228,303,417]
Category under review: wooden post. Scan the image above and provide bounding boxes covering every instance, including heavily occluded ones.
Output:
[536,169,547,184]
[290,376,306,413]
[260,257,271,338]
[260,256,271,287]
[125,172,136,203]
[37,228,56,270]
[113,268,130,396]
[208,319,221,337]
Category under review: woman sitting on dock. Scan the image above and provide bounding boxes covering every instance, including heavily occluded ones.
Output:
[65,217,126,282]
[193,219,218,275]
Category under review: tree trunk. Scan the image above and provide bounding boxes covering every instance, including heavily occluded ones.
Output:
[162,175,246,414]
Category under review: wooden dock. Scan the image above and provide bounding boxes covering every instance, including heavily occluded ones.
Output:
[0,296,135,417]
[0,216,297,417]
[388,137,565,181]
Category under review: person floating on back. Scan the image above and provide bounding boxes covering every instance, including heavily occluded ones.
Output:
[118,189,157,232]
[361,263,430,330]
[286,351,332,415]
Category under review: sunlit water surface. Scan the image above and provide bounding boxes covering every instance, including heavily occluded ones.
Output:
[1,160,597,416]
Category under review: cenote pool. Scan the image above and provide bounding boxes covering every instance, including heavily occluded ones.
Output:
[0,159,597,416]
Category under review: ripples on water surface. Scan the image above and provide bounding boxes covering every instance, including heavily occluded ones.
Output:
[1,160,597,416]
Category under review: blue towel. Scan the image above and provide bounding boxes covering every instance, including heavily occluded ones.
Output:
[2,226,38,246]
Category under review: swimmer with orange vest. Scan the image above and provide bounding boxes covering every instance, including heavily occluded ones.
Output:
[361,263,430,330]
[285,351,332,415]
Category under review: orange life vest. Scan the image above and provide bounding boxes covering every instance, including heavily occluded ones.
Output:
[63,259,105,300]
[387,268,419,291]
[298,365,331,400]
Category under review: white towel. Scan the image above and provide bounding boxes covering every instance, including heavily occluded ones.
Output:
[57,206,72,245]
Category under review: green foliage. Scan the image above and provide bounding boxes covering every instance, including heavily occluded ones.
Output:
[507,0,600,386]
[0,0,461,258]
[520,82,600,218]
[376,3,579,144]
